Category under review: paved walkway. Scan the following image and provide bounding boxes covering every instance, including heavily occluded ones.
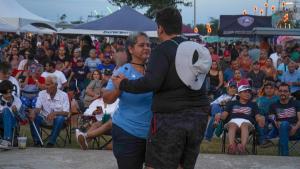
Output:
[0,148,299,169]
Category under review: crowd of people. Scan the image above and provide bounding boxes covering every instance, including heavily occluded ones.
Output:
[0,6,300,169]
[205,37,300,156]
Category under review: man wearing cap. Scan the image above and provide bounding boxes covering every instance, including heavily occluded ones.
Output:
[204,81,237,141]
[270,83,300,156]
[97,53,115,75]
[112,7,211,169]
[247,61,266,93]
[219,85,264,154]
[0,80,24,149]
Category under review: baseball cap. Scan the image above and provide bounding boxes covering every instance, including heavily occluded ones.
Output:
[175,41,212,90]
[77,57,84,62]
[103,69,112,76]
[238,85,251,93]
[228,81,237,88]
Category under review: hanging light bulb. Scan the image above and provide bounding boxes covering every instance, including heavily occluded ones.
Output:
[260,9,264,16]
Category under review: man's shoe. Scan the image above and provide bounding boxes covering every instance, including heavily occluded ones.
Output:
[0,139,12,150]
[45,143,54,148]
[76,129,88,150]
[260,140,274,148]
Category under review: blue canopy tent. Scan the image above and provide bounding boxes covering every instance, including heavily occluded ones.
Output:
[69,6,157,36]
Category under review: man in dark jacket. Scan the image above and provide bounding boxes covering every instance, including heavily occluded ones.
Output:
[112,7,211,169]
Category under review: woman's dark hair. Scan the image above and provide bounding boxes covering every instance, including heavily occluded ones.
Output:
[0,61,11,73]
[0,80,14,94]
[43,61,56,68]
[155,7,182,35]
[91,70,102,80]
[81,35,93,46]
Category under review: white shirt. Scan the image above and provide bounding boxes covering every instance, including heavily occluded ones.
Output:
[0,76,20,97]
[211,94,236,105]
[0,95,22,114]
[35,90,70,117]
[270,52,281,68]
[84,98,119,118]
[18,59,39,70]
[41,70,67,89]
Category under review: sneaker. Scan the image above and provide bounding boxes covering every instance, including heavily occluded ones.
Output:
[76,129,88,150]
[227,144,237,155]
[260,140,274,148]
[0,139,12,150]
[237,144,247,155]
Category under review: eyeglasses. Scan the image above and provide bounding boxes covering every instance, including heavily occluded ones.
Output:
[278,90,289,93]
[136,43,150,48]
[241,90,252,93]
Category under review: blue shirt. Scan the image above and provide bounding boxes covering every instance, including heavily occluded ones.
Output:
[277,63,288,81]
[256,96,279,116]
[97,64,115,74]
[106,63,153,139]
[84,58,101,72]
[282,70,300,93]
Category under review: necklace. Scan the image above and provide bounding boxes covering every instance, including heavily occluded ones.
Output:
[131,62,145,67]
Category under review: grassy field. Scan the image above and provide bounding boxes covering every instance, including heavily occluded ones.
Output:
[18,125,300,156]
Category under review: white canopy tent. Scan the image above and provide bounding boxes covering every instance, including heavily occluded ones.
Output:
[0,22,16,32]
[0,0,55,31]
[20,25,56,34]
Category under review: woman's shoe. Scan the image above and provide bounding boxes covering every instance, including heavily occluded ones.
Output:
[76,129,88,150]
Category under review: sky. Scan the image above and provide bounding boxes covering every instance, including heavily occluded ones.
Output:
[16,0,283,25]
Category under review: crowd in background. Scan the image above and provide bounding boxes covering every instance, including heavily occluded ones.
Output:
[0,32,300,156]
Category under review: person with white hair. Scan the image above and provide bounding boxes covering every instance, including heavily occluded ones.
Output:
[28,75,70,148]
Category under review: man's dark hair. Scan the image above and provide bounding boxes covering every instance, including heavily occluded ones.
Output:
[0,62,11,73]
[44,61,56,68]
[0,80,14,94]
[155,7,182,35]
[278,82,290,92]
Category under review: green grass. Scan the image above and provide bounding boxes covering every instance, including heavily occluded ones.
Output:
[19,125,300,156]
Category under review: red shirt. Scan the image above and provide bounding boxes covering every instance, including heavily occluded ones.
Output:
[27,76,45,85]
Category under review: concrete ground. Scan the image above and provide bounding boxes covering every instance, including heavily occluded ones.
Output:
[0,148,300,169]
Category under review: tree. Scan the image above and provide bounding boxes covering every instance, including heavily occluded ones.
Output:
[59,14,67,23]
[108,0,192,18]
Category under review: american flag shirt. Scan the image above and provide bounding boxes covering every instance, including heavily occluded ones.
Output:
[270,100,300,124]
[225,100,259,124]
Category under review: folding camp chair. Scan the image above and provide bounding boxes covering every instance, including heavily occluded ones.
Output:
[92,131,112,150]
[40,115,72,147]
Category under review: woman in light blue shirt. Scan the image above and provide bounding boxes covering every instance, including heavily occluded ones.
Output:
[103,32,152,169]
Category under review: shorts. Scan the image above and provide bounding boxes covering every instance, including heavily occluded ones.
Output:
[224,118,254,130]
[145,108,208,169]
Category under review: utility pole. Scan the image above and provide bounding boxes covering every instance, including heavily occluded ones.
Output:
[194,0,196,28]
[266,0,269,16]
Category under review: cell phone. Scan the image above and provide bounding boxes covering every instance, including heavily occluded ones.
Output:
[93,106,103,115]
